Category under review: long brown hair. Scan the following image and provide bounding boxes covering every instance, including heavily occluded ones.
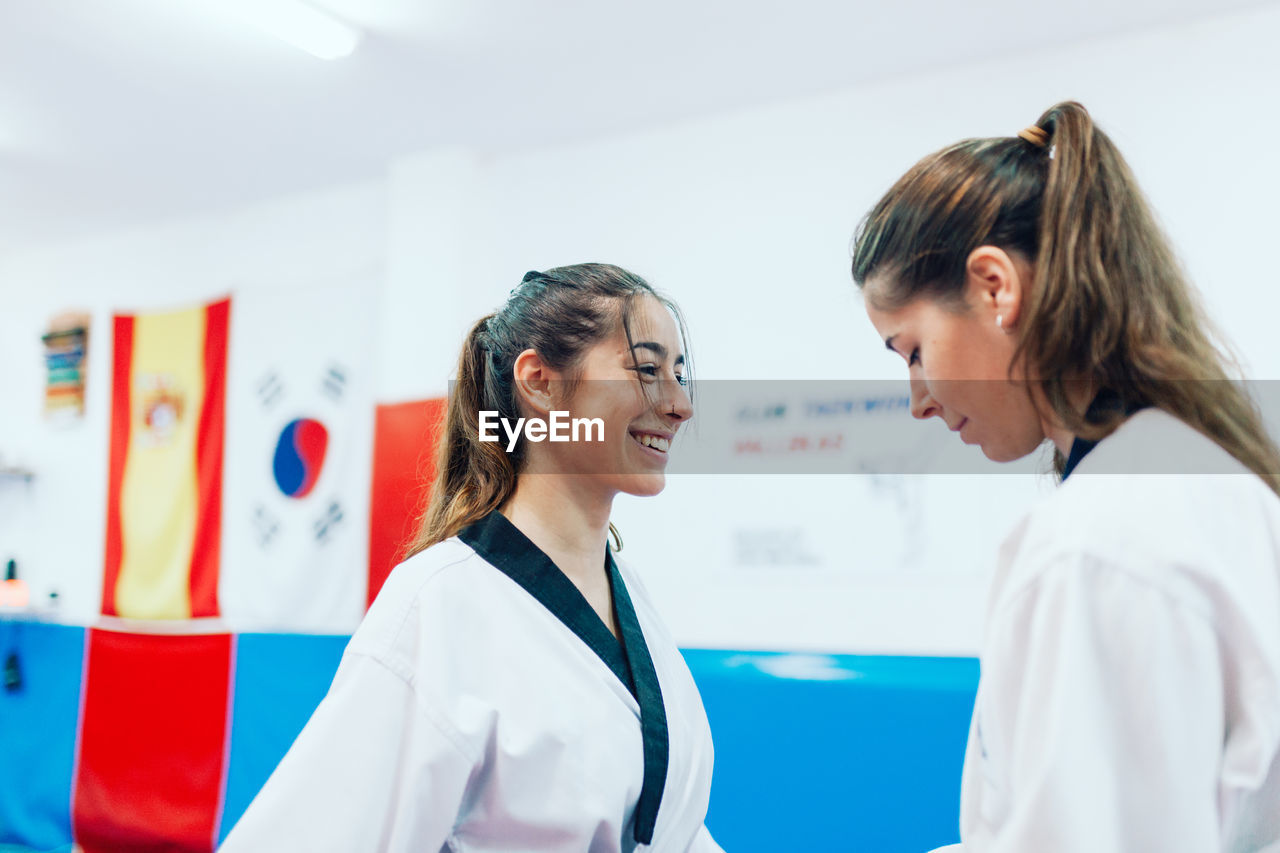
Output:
[406,263,691,556]
[851,101,1280,494]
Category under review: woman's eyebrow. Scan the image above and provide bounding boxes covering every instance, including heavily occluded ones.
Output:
[631,342,685,365]
[884,335,900,355]
[632,341,667,358]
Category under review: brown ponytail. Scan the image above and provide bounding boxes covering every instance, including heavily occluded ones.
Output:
[853,101,1280,494]
[405,263,691,556]
[410,314,520,554]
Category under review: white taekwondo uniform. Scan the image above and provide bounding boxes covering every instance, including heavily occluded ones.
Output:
[946,407,1280,852]
[219,510,722,852]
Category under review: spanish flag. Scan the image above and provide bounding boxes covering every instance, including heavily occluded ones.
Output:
[103,298,229,620]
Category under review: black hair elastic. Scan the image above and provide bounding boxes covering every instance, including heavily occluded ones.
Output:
[509,269,546,297]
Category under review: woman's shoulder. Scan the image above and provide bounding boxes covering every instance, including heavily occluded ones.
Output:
[996,408,1280,617]
[1078,407,1256,478]
[347,537,487,662]
[1056,408,1278,523]
[377,538,483,606]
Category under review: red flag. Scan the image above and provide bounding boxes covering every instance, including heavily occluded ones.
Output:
[72,629,232,853]
[367,398,446,606]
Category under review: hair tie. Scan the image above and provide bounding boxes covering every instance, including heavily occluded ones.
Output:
[1018,126,1050,148]
[509,269,545,297]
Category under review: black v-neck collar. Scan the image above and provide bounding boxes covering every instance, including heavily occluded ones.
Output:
[1062,389,1146,481]
[1062,432,1100,481]
[456,511,669,844]
[458,510,634,695]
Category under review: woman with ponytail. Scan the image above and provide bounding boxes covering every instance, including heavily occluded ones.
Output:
[222,264,722,852]
[853,103,1280,852]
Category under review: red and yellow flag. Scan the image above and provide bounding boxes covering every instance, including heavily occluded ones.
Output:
[103,298,229,620]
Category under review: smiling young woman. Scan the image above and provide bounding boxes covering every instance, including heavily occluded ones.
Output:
[220,264,720,852]
[852,103,1280,852]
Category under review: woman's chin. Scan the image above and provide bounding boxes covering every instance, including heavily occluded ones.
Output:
[979,438,1039,464]
[980,445,1019,464]
[616,472,667,498]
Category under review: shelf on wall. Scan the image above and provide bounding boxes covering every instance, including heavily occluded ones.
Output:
[0,468,35,484]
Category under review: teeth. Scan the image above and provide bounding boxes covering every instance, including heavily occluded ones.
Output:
[636,434,670,452]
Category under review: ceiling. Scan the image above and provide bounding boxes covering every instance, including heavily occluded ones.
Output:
[0,0,1270,259]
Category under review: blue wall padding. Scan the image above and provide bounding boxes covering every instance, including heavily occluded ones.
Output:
[0,624,979,852]
[686,650,979,852]
[218,632,350,844]
[0,621,84,851]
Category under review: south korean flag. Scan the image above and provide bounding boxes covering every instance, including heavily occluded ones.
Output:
[220,274,375,633]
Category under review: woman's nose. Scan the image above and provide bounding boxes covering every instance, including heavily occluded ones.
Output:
[663,378,693,422]
[909,375,939,421]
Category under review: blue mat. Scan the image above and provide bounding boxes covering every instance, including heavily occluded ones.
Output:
[686,650,978,852]
[0,621,85,851]
[218,632,350,844]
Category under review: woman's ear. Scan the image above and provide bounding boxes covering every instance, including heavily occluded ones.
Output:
[965,246,1027,329]
[511,348,556,417]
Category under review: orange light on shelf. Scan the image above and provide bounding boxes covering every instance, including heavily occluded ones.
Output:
[1,559,28,608]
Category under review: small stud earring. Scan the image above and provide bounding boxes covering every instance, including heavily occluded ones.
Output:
[996,314,1004,329]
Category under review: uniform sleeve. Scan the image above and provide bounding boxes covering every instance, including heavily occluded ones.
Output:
[970,553,1226,853]
[218,651,476,853]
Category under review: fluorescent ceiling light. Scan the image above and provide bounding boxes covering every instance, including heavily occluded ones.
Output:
[227,0,362,60]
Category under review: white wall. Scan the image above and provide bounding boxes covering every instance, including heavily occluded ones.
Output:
[3,4,1277,651]
[391,4,1280,654]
